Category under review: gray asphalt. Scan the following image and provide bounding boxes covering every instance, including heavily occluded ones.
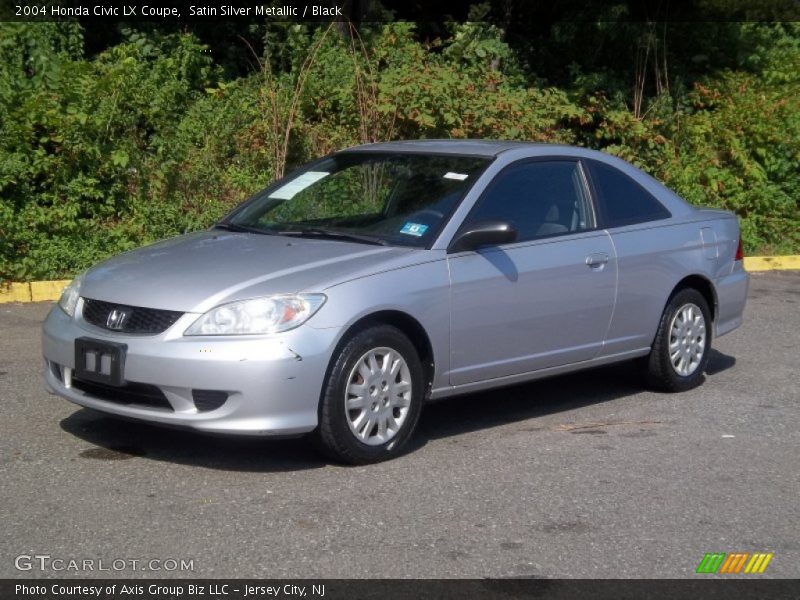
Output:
[1,272,798,579]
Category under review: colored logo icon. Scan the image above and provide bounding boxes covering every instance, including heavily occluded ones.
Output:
[696,552,773,574]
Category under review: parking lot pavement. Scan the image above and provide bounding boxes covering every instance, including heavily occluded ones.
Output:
[1,272,798,579]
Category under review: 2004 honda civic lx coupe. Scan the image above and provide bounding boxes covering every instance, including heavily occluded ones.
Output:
[42,140,749,463]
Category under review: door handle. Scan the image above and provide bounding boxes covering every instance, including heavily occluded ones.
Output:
[585,253,609,267]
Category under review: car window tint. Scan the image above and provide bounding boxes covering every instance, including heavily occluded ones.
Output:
[466,160,593,243]
[586,160,671,227]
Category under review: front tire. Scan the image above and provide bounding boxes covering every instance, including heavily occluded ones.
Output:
[645,288,712,392]
[315,325,424,464]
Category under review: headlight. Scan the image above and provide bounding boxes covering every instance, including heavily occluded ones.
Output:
[184,294,326,336]
[57,273,85,317]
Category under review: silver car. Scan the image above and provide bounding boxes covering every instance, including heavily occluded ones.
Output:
[42,140,749,463]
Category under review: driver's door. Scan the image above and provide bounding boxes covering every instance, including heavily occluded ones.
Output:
[447,159,617,386]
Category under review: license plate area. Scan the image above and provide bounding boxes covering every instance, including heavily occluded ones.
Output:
[74,338,127,387]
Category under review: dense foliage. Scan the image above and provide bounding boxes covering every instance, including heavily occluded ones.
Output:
[1,15,799,281]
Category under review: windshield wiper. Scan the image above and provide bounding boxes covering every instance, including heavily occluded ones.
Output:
[212,222,274,235]
[276,228,389,246]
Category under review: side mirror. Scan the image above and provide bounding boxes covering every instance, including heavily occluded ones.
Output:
[449,220,517,253]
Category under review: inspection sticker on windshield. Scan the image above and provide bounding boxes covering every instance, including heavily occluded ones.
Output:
[443,172,469,181]
[400,222,428,237]
[268,171,329,200]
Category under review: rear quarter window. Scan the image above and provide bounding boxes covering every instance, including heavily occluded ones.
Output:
[586,159,671,228]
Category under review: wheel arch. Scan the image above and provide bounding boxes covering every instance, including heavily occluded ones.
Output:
[668,274,717,323]
[326,310,436,398]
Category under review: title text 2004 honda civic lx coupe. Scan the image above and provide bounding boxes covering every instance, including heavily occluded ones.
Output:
[42,141,749,464]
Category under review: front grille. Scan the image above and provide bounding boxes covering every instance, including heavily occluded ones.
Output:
[72,378,173,411]
[192,389,229,412]
[82,298,183,334]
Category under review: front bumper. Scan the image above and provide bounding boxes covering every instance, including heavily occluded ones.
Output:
[41,303,338,436]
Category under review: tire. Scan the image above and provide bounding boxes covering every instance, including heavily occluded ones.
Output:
[315,325,425,464]
[644,288,712,392]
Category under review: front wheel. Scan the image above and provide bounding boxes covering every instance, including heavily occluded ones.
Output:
[644,288,712,392]
[315,325,424,464]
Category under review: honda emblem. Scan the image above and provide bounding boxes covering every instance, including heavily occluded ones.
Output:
[106,308,129,330]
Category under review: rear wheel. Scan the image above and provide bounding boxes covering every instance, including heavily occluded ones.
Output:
[315,325,424,464]
[644,288,712,392]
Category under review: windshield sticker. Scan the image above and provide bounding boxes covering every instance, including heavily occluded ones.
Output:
[443,172,469,181]
[268,171,329,200]
[400,222,429,237]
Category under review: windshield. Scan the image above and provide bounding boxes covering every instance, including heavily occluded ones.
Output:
[225,152,491,247]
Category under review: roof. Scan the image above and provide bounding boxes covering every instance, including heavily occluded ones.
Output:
[340,139,546,158]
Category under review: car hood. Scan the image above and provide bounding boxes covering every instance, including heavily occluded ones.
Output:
[79,231,421,313]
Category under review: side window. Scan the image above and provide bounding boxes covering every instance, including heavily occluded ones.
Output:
[466,160,593,243]
[586,160,671,227]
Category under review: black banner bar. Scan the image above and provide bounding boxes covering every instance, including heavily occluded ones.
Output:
[3,0,800,23]
[3,579,800,600]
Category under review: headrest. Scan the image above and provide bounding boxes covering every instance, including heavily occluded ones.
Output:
[544,204,559,222]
